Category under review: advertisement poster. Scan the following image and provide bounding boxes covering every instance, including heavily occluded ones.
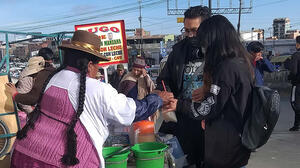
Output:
[75,20,128,66]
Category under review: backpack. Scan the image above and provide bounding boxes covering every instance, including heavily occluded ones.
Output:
[242,85,280,150]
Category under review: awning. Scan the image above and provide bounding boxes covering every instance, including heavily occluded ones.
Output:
[270,55,291,63]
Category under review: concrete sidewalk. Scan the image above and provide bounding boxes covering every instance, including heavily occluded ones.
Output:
[247,94,300,168]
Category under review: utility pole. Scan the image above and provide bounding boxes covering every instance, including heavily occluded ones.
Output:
[237,0,242,35]
[138,0,143,57]
[208,0,212,13]
[262,29,265,44]
[268,27,272,38]
[251,27,254,41]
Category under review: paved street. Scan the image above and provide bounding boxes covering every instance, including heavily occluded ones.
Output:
[248,85,300,168]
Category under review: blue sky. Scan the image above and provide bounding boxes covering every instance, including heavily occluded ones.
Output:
[0,0,299,39]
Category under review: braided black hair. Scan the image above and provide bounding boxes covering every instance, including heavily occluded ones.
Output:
[60,49,101,166]
[60,56,89,165]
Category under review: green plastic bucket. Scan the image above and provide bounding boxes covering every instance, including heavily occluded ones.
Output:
[102,146,130,168]
[131,142,168,168]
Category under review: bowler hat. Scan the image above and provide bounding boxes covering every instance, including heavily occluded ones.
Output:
[59,30,109,61]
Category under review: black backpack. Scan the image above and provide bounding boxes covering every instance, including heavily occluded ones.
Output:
[242,85,280,150]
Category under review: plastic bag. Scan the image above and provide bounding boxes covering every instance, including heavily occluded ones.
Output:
[163,111,177,123]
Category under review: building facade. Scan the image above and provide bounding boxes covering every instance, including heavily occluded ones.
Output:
[13,45,28,60]
[127,34,164,67]
[285,30,300,39]
[273,18,290,39]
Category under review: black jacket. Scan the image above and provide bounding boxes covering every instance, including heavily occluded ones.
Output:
[156,38,205,165]
[289,50,300,84]
[179,57,252,168]
[109,70,126,90]
[156,38,196,96]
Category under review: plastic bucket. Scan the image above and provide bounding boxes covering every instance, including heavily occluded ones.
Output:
[131,142,168,168]
[133,120,154,134]
[102,146,130,168]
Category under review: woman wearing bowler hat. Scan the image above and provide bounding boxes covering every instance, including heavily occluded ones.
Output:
[10,30,174,168]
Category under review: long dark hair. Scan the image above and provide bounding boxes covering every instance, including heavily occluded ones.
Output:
[196,15,254,78]
[17,48,102,166]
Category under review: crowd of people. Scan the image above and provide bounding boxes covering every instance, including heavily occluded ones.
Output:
[3,4,300,168]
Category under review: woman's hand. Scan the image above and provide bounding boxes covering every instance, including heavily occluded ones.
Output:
[201,120,205,130]
[5,83,18,96]
[162,98,177,113]
[255,55,263,62]
[192,87,205,102]
[153,90,174,105]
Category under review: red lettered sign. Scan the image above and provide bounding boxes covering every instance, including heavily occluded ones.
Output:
[75,20,128,66]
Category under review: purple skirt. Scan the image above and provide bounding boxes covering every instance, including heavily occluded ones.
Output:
[11,150,59,168]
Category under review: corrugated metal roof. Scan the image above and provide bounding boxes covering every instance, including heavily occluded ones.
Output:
[270,55,291,63]
[126,35,165,40]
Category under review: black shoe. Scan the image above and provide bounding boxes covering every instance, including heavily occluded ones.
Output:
[289,126,299,131]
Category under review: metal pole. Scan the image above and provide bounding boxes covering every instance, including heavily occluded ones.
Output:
[251,27,254,41]
[6,33,9,70]
[0,33,10,69]
[208,0,212,12]
[103,66,108,83]
[237,0,242,35]
[167,0,169,14]
[138,0,143,57]
[262,29,265,44]
[59,35,63,65]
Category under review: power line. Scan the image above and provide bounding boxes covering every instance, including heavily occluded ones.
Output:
[1,0,158,31]
[11,0,165,32]
[253,0,289,8]
[0,1,151,29]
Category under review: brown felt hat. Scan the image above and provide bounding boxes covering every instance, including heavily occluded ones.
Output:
[117,64,124,70]
[58,30,109,61]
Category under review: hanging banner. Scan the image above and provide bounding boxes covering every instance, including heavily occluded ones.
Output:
[75,20,128,66]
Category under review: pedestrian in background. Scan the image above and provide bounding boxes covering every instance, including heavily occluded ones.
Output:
[247,41,276,86]
[119,57,155,100]
[38,47,55,68]
[109,64,126,89]
[288,35,300,131]
[6,48,56,108]
[14,56,45,114]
